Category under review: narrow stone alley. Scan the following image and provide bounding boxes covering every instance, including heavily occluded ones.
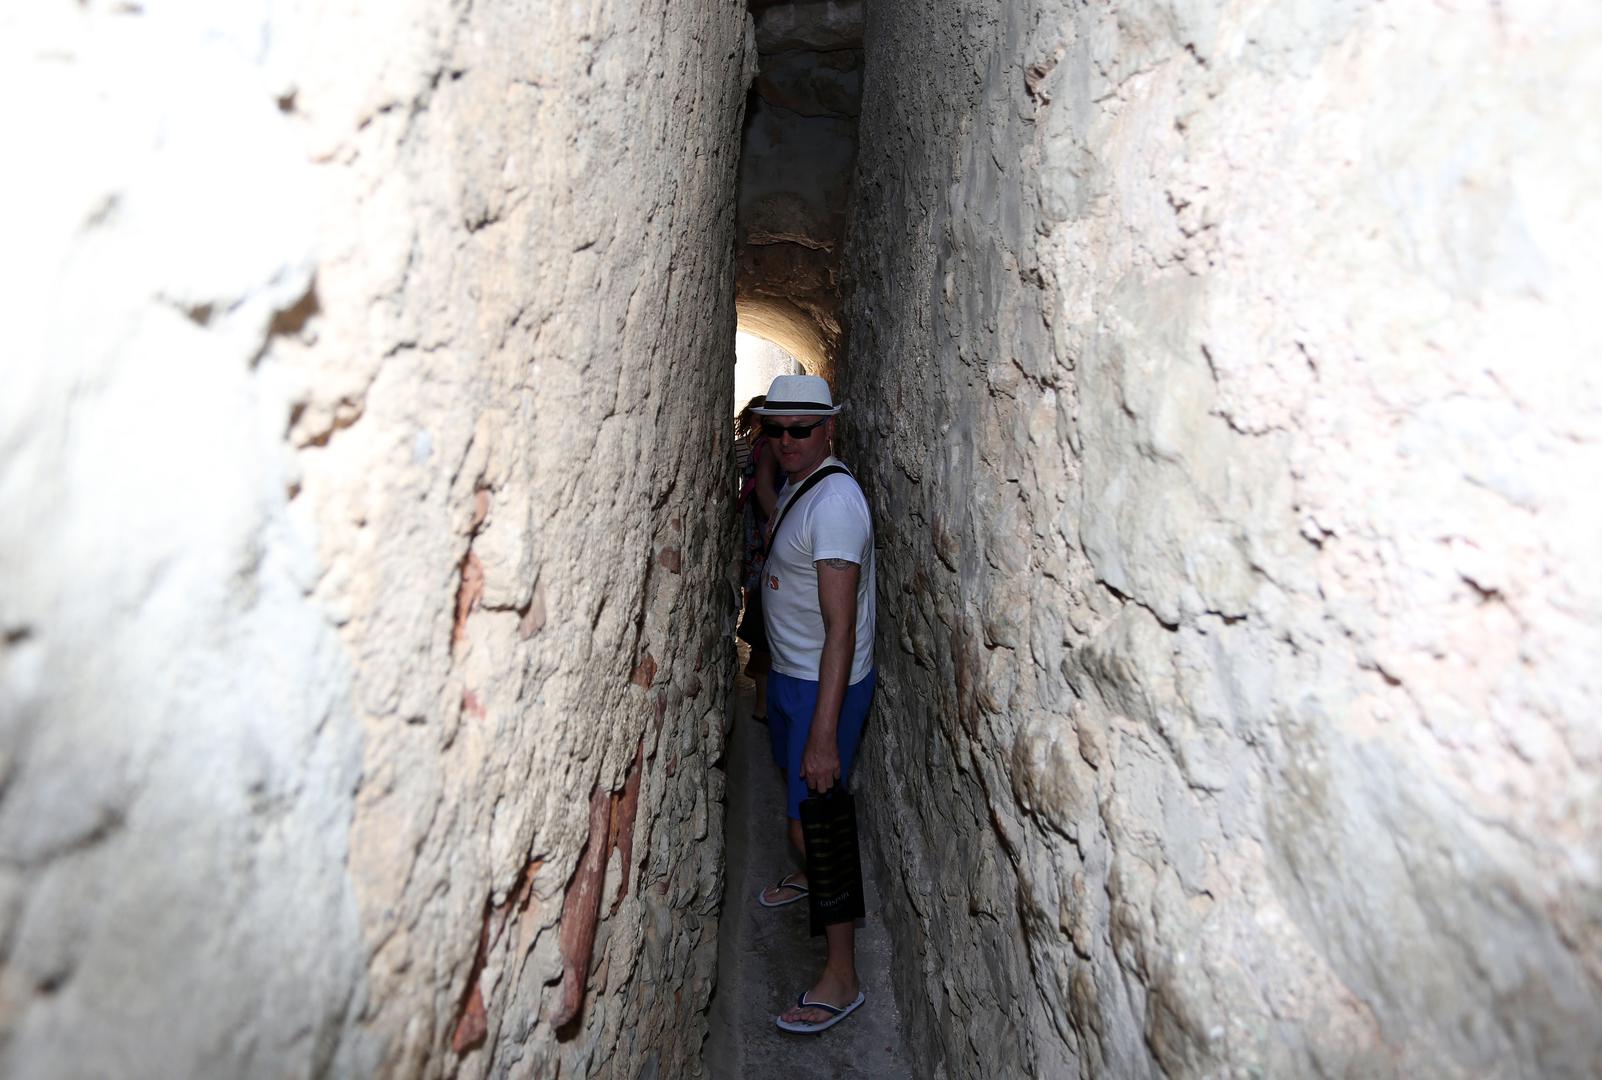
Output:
[703,646,911,1079]
[5,2,1601,1079]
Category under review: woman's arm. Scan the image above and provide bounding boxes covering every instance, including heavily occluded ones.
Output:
[754,440,779,518]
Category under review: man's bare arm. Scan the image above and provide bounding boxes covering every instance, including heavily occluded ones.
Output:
[802,558,860,791]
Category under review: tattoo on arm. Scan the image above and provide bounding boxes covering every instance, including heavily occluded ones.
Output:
[818,558,856,570]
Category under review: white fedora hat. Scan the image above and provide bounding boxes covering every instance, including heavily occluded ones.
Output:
[751,374,842,416]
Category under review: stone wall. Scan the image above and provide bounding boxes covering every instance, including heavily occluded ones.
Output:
[0,2,750,1077]
[842,2,1602,1077]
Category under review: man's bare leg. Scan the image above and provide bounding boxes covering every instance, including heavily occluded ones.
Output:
[776,821,860,1025]
[745,640,772,721]
[752,670,768,720]
[759,818,809,904]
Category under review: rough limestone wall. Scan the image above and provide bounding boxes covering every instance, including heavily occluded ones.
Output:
[1,3,749,1078]
[843,2,1602,1077]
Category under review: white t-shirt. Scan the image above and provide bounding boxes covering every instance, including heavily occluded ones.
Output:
[761,457,876,685]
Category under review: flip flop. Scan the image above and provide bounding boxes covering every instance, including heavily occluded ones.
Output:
[775,990,866,1034]
[756,874,809,908]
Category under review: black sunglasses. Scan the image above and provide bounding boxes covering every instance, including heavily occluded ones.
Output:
[761,418,828,440]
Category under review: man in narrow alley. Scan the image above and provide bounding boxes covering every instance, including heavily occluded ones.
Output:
[749,373,878,1035]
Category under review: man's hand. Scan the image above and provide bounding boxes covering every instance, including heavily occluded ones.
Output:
[801,736,841,793]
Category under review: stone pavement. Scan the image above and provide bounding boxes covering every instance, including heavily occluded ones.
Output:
[703,655,912,1080]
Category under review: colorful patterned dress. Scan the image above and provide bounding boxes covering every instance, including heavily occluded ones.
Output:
[736,434,770,592]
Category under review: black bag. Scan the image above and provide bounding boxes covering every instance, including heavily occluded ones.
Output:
[799,786,866,936]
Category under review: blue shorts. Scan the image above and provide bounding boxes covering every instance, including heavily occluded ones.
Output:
[767,669,877,820]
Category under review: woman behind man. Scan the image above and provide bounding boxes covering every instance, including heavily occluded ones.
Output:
[735,395,779,718]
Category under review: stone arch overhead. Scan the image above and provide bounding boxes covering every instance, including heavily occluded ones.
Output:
[735,295,832,381]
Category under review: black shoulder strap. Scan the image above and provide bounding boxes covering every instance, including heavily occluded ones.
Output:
[761,464,851,562]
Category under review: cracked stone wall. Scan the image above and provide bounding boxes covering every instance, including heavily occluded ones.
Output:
[843,2,1602,1077]
[1,2,749,1077]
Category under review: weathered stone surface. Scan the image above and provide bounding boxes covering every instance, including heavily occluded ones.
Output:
[740,108,856,250]
[843,2,1602,1078]
[0,2,749,1077]
[754,1,863,54]
[757,50,862,118]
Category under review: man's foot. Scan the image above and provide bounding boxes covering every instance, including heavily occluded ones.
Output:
[776,974,864,1033]
[756,873,808,907]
